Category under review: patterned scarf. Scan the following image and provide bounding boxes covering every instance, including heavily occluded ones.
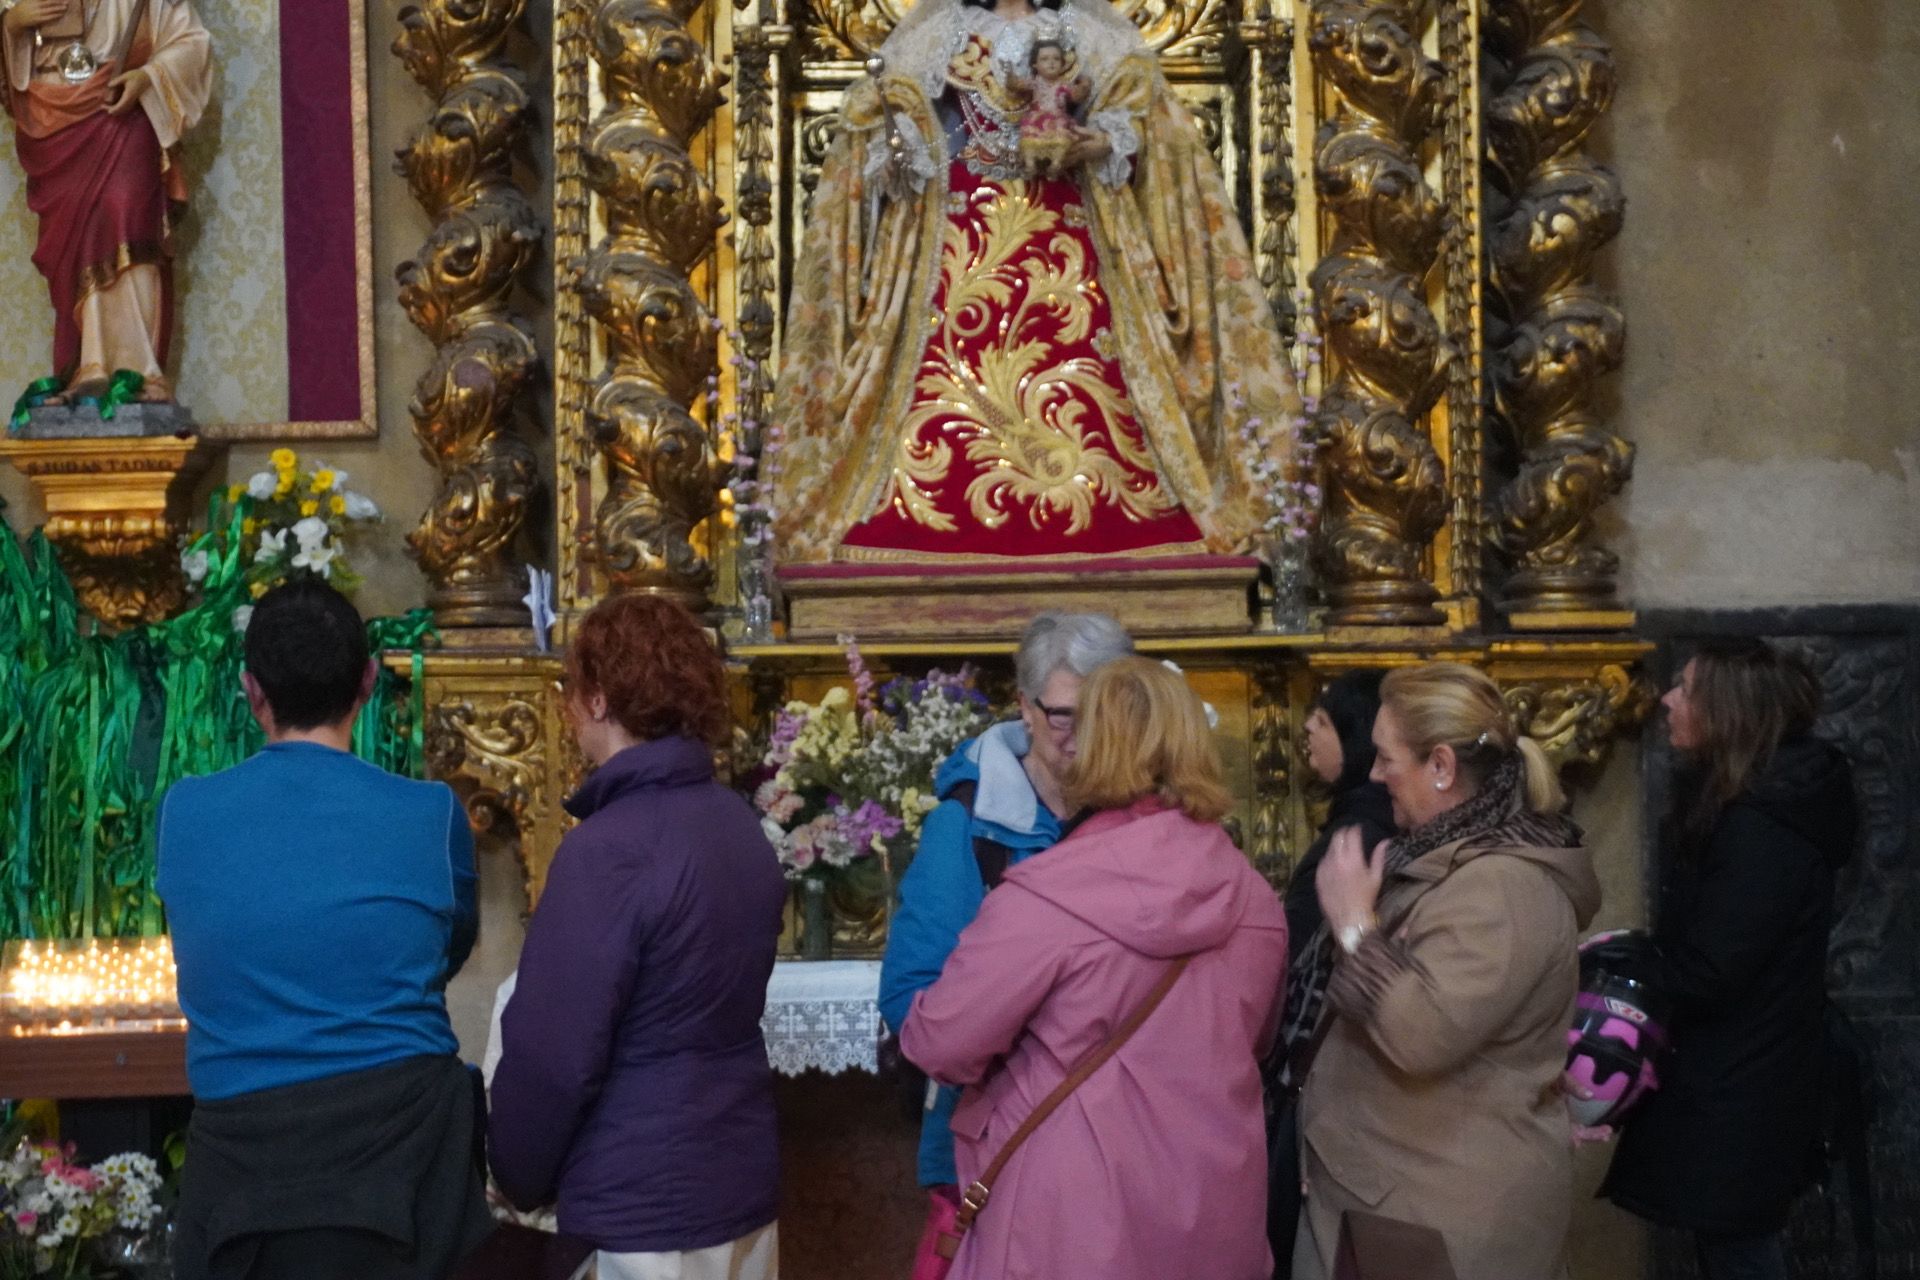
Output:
[1273,755,1578,1085]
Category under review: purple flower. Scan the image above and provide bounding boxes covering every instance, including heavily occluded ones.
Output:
[841,635,878,722]
[838,799,905,855]
[767,709,805,766]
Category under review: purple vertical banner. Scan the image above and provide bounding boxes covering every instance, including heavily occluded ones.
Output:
[277,0,361,422]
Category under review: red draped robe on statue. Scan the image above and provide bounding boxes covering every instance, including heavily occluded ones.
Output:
[836,32,1204,559]
[4,0,211,397]
[771,0,1301,565]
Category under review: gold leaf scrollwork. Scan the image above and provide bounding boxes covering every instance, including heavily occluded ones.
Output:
[53,543,184,630]
[394,0,544,632]
[1110,0,1232,61]
[578,0,731,605]
[423,683,582,908]
[589,381,725,593]
[1502,664,1654,769]
[1484,0,1633,618]
[1249,665,1295,888]
[1247,14,1297,335]
[1308,0,1451,626]
[799,0,905,64]
[426,697,547,838]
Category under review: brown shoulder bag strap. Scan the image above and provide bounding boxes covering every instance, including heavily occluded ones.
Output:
[950,954,1192,1234]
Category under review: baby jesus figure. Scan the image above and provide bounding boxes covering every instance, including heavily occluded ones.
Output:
[1012,38,1091,177]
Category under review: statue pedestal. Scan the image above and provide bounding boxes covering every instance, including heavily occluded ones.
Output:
[0,406,217,629]
[779,555,1262,640]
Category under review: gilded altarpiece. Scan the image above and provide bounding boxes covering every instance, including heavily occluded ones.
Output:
[401,0,1646,915]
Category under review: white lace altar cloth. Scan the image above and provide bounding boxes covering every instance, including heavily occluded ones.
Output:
[761,959,885,1077]
[484,959,885,1082]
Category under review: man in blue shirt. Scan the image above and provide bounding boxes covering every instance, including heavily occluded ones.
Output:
[880,612,1134,1190]
[160,578,490,1278]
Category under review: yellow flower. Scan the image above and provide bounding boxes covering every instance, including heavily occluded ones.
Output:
[226,483,244,503]
[274,474,293,497]
[329,494,346,515]
[268,448,297,471]
[249,580,268,599]
[299,499,319,516]
[311,469,335,493]
[243,517,258,535]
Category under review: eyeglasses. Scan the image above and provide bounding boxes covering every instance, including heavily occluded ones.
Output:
[1033,697,1075,731]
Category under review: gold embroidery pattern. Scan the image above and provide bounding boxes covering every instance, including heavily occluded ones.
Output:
[889,180,1178,536]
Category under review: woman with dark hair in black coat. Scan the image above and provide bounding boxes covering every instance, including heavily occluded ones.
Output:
[1264,669,1394,1278]
[1283,670,1395,959]
[1602,639,1858,1280]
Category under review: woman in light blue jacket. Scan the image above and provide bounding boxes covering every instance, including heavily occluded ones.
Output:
[878,611,1133,1187]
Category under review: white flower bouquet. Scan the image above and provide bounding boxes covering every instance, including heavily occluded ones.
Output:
[181,447,382,623]
[0,1138,163,1279]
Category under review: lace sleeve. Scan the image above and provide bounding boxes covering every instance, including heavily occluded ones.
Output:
[1083,106,1140,188]
[861,111,939,199]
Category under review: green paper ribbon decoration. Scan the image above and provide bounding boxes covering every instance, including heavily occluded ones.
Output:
[0,497,440,943]
[96,370,146,421]
[8,376,64,433]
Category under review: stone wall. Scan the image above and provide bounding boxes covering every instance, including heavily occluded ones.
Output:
[1598,2,1920,610]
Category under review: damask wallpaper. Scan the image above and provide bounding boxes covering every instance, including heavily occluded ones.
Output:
[0,0,290,424]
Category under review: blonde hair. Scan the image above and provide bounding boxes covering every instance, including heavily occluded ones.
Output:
[1379,662,1565,813]
[1064,657,1232,823]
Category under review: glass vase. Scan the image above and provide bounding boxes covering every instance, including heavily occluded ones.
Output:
[738,550,775,645]
[1269,542,1312,633]
[800,876,831,961]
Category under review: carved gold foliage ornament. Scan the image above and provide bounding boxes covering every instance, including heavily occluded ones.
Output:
[1484,0,1632,620]
[1242,10,1297,336]
[417,660,586,908]
[1308,0,1450,626]
[395,0,544,632]
[1248,664,1298,888]
[577,0,731,605]
[1503,663,1653,769]
[426,696,548,838]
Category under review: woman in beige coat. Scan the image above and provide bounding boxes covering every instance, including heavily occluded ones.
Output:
[1289,662,1601,1280]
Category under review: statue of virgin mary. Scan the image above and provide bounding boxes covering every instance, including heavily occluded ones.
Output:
[770,0,1300,564]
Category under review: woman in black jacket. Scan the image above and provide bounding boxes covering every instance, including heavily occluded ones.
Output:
[1603,639,1858,1280]
[1266,668,1394,1277]
[1284,669,1395,957]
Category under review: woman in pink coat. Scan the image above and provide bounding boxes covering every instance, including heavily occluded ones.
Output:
[901,656,1289,1280]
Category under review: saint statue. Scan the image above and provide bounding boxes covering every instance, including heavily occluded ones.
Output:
[3,0,212,405]
[770,0,1300,565]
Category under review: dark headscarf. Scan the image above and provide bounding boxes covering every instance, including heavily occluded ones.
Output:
[1317,669,1385,794]
[1281,671,1393,965]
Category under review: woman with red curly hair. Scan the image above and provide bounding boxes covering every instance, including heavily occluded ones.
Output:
[489,595,787,1280]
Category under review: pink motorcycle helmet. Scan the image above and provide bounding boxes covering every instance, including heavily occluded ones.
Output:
[1564,929,1672,1128]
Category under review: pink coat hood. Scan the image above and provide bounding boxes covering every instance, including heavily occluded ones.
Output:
[1010,799,1284,959]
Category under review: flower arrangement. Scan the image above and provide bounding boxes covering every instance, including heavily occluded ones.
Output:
[181,447,382,611]
[0,1139,163,1279]
[749,640,991,881]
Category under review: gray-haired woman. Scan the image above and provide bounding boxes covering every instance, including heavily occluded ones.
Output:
[879,611,1134,1191]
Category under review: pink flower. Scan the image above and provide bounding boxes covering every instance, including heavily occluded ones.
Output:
[840,635,877,723]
